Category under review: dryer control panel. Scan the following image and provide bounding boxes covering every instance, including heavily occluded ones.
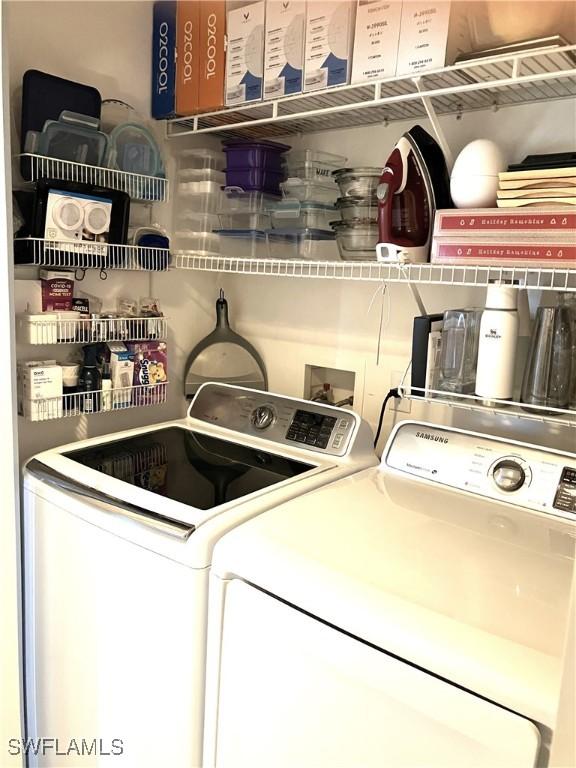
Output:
[188,383,359,457]
[385,422,576,522]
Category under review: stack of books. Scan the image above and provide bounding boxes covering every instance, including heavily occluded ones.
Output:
[497,152,575,208]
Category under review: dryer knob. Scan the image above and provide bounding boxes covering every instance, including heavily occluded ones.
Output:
[251,406,275,430]
[493,459,526,492]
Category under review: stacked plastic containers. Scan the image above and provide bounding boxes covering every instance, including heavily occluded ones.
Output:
[331,168,382,261]
[268,150,345,260]
[216,140,289,259]
[174,148,226,255]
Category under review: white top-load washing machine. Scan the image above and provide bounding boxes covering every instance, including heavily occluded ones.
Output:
[22,383,376,768]
[204,420,576,768]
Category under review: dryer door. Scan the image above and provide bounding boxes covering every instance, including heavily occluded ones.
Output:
[207,579,541,768]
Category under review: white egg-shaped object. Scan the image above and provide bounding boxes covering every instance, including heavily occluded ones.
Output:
[450,139,506,209]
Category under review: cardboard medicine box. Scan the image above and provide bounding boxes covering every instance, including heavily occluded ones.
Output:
[395,1,471,77]
[263,0,306,99]
[304,0,356,92]
[18,361,63,421]
[351,0,403,84]
[226,1,266,106]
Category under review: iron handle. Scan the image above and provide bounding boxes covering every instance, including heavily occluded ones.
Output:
[26,459,195,540]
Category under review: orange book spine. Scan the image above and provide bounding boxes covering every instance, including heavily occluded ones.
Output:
[198,0,225,113]
[176,0,199,116]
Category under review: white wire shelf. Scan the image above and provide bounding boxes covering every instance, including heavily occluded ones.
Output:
[15,238,171,272]
[404,386,576,429]
[19,154,168,203]
[167,44,576,139]
[20,383,168,422]
[173,252,576,291]
[17,314,168,345]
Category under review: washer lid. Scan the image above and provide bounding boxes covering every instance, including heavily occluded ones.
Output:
[211,468,576,726]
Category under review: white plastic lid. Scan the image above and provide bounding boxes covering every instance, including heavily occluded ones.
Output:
[486,282,518,310]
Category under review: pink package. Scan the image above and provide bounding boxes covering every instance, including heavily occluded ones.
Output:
[127,341,168,405]
[40,270,75,311]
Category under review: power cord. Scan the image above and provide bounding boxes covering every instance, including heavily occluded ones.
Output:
[373,388,401,448]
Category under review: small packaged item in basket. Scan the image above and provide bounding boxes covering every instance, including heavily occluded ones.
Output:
[139,297,163,317]
[128,341,168,406]
[117,297,138,317]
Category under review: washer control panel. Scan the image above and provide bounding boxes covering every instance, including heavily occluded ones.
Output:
[386,422,576,521]
[189,383,358,457]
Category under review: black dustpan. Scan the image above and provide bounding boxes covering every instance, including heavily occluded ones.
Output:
[184,290,268,399]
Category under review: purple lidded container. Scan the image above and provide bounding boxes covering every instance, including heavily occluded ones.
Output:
[223,140,290,173]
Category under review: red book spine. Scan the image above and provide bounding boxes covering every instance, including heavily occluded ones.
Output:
[436,210,576,233]
[431,242,576,265]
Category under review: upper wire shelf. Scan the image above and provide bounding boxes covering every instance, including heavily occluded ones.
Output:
[15,238,171,272]
[173,252,576,291]
[167,44,576,139]
[18,154,168,203]
[404,386,576,429]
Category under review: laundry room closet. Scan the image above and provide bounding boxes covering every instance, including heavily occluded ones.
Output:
[1,1,575,763]
[5,0,575,464]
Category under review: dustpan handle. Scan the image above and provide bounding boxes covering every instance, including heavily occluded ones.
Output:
[215,290,230,330]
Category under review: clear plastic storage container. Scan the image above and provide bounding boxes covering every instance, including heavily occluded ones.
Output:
[178,148,225,171]
[177,168,226,184]
[267,229,338,261]
[224,167,284,195]
[269,200,335,231]
[332,222,379,261]
[286,149,347,179]
[219,188,278,229]
[176,189,223,214]
[173,230,220,254]
[280,178,339,203]
[178,180,223,196]
[176,211,220,232]
[215,230,269,259]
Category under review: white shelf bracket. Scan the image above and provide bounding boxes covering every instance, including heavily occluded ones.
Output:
[414,77,455,170]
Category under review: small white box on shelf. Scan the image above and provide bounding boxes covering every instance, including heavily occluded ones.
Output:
[108,342,135,408]
[351,0,403,84]
[226,1,266,106]
[395,1,471,77]
[263,0,306,99]
[18,360,63,421]
[17,313,59,344]
[304,0,356,92]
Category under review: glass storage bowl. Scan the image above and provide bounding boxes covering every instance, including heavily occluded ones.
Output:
[266,228,338,261]
[269,200,335,231]
[333,168,382,197]
[332,221,379,261]
[280,178,339,203]
[335,196,378,223]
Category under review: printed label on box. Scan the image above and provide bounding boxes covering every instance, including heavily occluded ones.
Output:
[351,0,402,84]
[226,1,265,106]
[304,1,355,92]
[199,1,226,112]
[436,210,576,233]
[152,0,178,118]
[432,241,576,265]
[264,0,305,99]
[176,1,200,115]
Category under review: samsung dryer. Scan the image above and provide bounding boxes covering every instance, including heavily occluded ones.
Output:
[204,420,576,768]
[22,383,377,768]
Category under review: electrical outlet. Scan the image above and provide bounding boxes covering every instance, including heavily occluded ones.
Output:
[390,370,411,414]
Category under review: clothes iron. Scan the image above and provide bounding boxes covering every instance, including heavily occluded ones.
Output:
[377,125,451,263]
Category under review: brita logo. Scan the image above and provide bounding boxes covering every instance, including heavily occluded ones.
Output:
[139,358,151,386]
[415,431,448,444]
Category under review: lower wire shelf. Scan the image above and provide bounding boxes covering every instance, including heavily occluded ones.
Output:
[15,238,171,272]
[404,386,576,428]
[173,252,576,291]
[20,383,168,422]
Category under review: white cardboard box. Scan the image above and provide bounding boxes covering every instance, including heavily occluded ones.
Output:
[304,1,356,92]
[226,1,266,106]
[18,361,63,421]
[264,0,306,99]
[395,1,471,77]
[351,0,403,84]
